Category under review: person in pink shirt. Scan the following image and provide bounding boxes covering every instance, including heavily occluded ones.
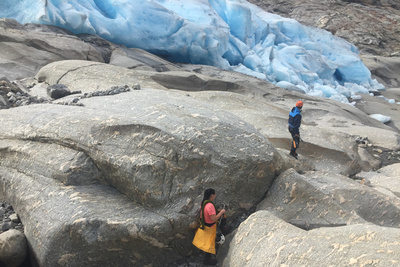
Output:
[192,188,226,266]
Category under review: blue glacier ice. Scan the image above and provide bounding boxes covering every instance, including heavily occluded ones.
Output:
[0,0,385,103]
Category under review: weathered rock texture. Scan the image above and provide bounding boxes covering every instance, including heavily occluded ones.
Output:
[361,55,400,88]
[257,168,400,228]
[0,18,180,82]
[0,14,400,267]
[0,87,283,265]
[223,210,400,267]
[0,19,104,81]
[356,163,400,197]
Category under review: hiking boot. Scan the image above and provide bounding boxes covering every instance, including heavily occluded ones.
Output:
[289,152,298,159]
[221,225,233,236]
[204,258,218,266]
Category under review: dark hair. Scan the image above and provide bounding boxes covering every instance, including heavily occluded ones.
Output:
[202,188,215,205]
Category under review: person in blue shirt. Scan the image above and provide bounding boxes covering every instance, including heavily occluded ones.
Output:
[288,101,303,159]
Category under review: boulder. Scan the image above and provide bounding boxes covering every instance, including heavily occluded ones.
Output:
[46,84,72,99]
[34,60,167,93]
[223,210,400,267]
[356,163,400,197]
[257,168,400,229]
[0,229,27,267]
[0,15,399,266]
[0,87,284,266]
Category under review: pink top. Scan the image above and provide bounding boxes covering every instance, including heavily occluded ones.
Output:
[203,202,216,224]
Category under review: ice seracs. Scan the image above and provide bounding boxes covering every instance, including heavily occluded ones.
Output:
[0,0,385,103]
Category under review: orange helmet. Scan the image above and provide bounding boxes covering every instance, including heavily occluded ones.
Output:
[296,101,303,108]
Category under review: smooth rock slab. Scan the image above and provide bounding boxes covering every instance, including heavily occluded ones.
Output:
[0,19,104,80]
[35,60,166,93]
[356,163,400,198]
[223,210,400,267]
[257,168,400,229]
[0,168,173,267]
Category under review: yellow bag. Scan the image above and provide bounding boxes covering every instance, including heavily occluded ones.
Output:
[192,225,217,254]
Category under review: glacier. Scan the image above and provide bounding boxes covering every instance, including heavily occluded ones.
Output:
[0,0,385,103]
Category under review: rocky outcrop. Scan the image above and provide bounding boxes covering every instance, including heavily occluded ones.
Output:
[1,15,400,267]
[361,55,400,88]
[34,60,168,93]
[182,64,400,174]
[223,210,400,267]
[0,18,181,82]
[355,163,400,197]
[3,57,399,265]
[0,19,104,81]
[257,168,400,228]
[0,74,284,265]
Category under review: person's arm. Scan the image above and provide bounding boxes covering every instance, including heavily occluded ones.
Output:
[210,208,226,223]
